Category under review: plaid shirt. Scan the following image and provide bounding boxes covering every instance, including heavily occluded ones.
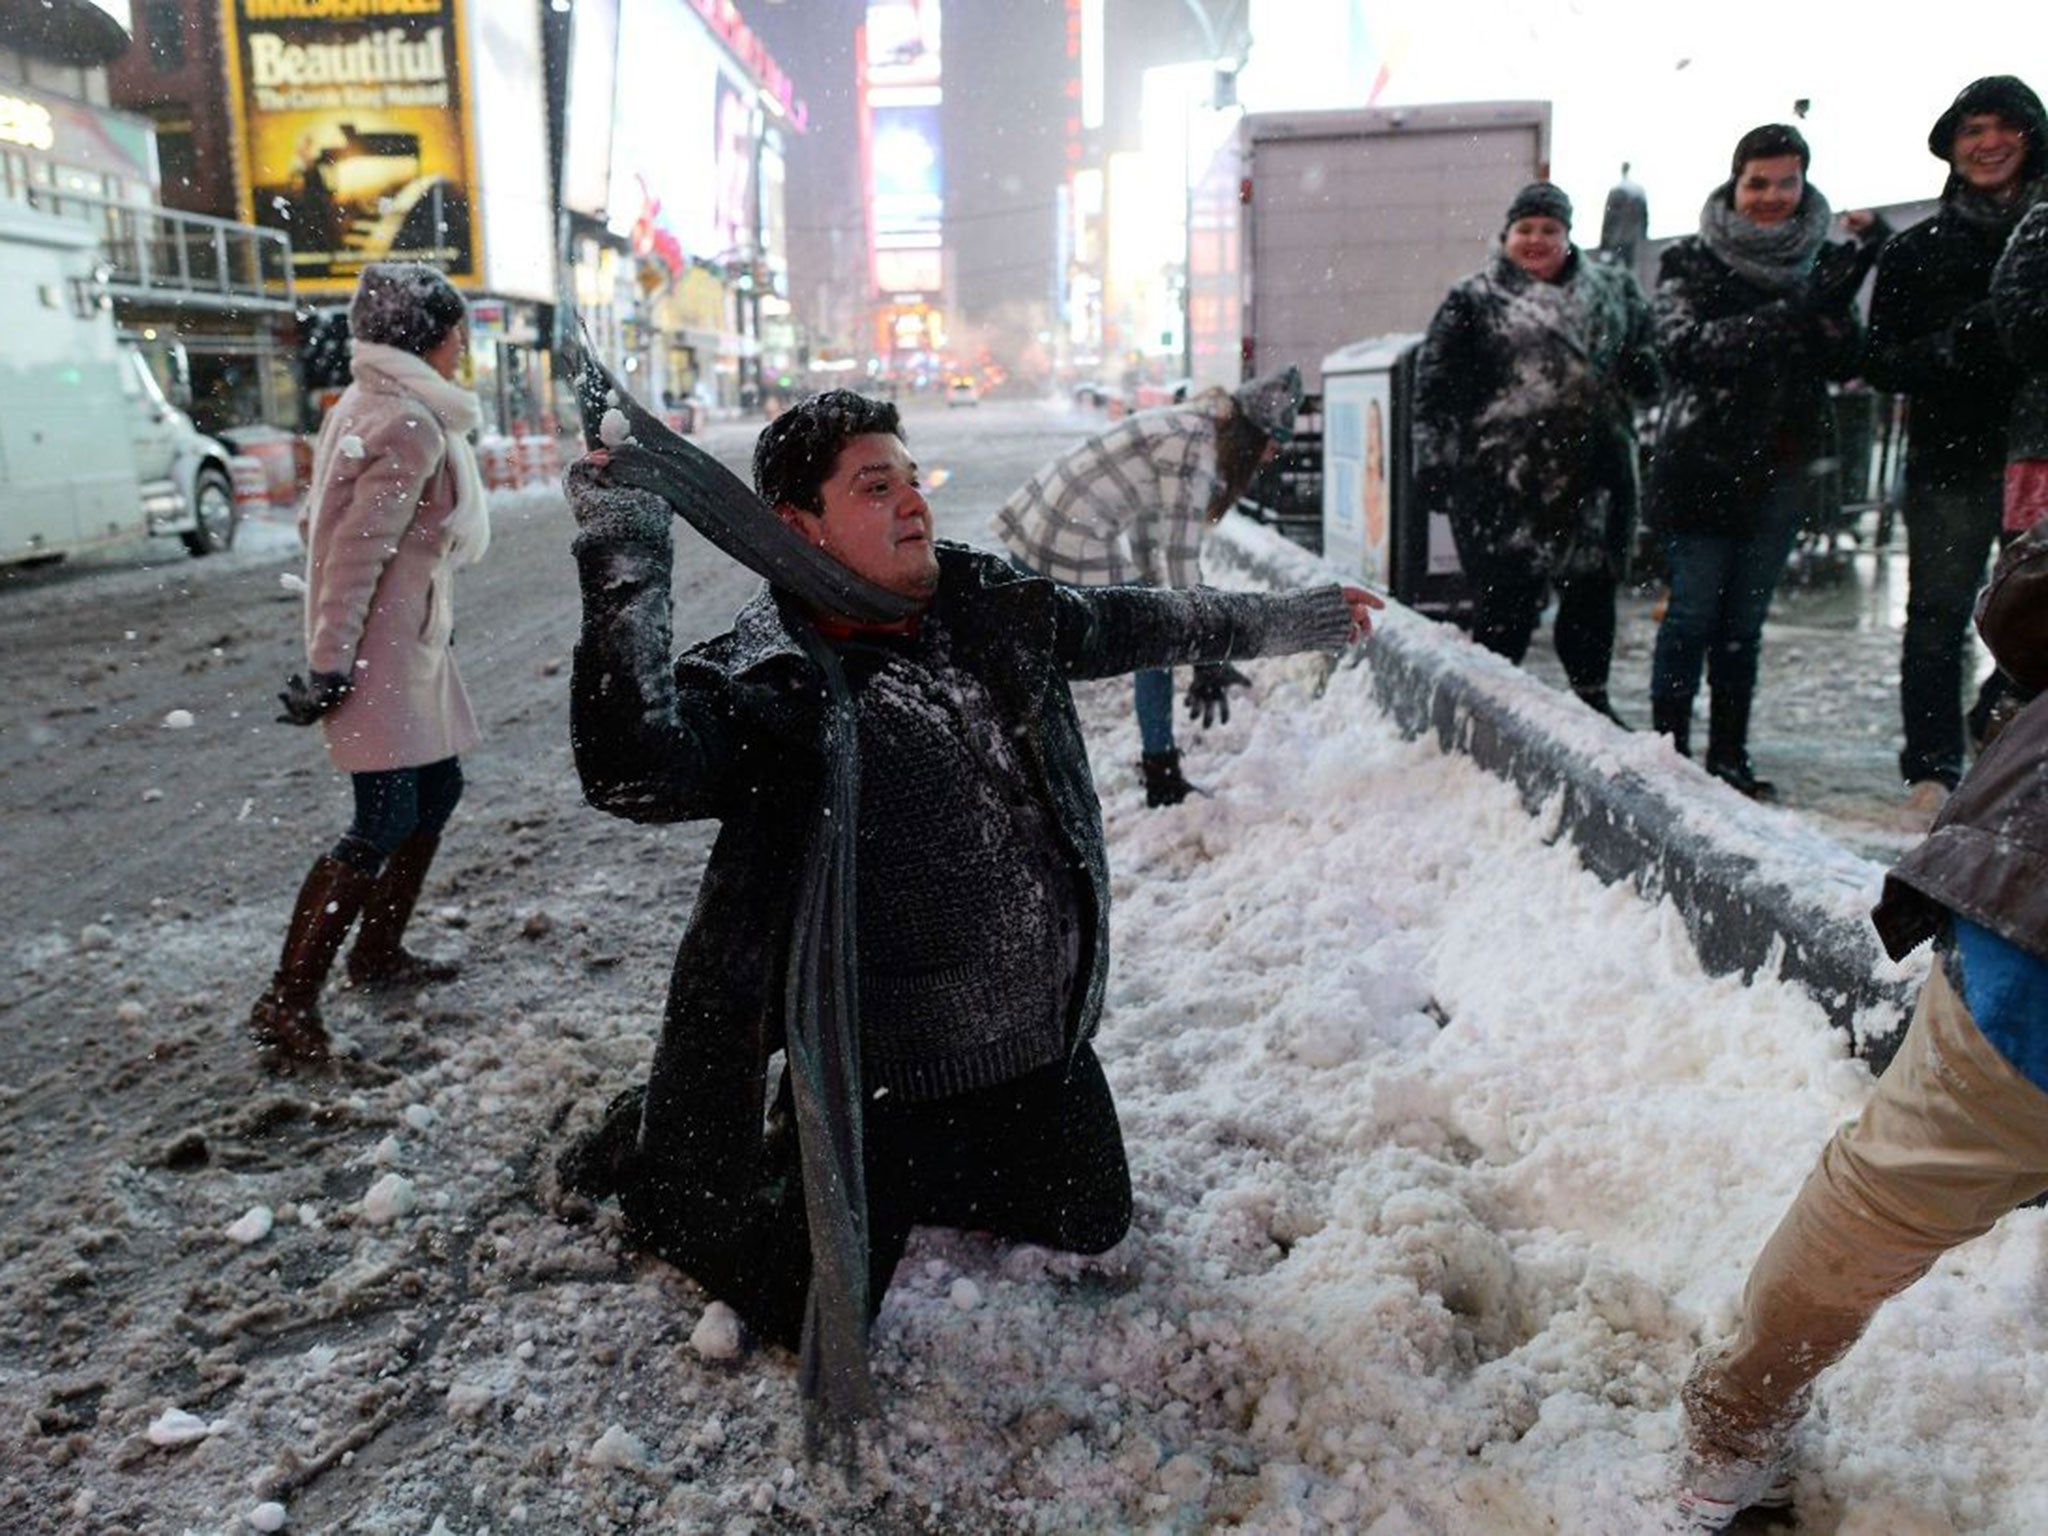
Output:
[991,393,1229,588]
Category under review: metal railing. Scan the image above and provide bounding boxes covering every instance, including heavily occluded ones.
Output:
[14,183,295,312]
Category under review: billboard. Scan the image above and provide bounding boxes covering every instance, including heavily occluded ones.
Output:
[870,103,941,247]
[220,0,482,293]
[558,0,620,222]
[604,0,759,270]
[863,0,940,91]
[465,0,552,302]
[862,0,941,303]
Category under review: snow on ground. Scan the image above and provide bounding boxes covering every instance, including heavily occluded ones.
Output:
[6,597,2046,1533]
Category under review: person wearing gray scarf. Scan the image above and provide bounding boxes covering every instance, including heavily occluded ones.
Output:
[555,389,1381,1453]
[1645,124,1885,802]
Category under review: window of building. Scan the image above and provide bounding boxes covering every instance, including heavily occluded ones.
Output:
[24,57,86,100]
[145,2,187,72]
[157,125,197,200]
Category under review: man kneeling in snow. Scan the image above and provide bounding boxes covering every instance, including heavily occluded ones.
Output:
[555,389,1379,1433]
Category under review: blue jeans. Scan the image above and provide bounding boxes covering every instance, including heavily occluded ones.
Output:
[1650,477,1805,705]
[335,757,464,869]
[1133,668,1176,756]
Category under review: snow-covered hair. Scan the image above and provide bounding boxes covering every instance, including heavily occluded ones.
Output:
[753,390,905,512]
[348,262,466,357]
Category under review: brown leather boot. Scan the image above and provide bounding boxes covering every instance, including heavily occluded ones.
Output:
[347,831,460,989]
[249,854,374,1072]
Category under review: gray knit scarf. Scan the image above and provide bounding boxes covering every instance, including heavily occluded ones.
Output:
[1944,175,2048,233]
[1698,181,1832,293]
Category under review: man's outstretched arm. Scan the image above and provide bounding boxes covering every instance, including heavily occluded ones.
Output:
[1049,579,1380,682]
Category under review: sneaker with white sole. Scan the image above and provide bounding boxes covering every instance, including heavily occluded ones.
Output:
[1671,1449,1796,1532]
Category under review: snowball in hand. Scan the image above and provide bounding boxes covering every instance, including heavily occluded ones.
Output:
[598,408,633,449]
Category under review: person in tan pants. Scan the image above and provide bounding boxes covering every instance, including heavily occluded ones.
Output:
[1675,520,2048,1530]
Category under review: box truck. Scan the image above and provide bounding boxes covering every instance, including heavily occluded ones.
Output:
[1186,101,1553,394]
[0,200,239,568]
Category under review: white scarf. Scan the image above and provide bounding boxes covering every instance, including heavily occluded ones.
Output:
[345,339,490,564]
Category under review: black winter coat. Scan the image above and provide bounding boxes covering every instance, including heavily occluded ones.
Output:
[1874,521,2048,964]
[1866,203,2021,489]
[569,530,1348,1294]
[1413,250,1659,575]
[1646,237,1865,538]
[1993,201,2048,464]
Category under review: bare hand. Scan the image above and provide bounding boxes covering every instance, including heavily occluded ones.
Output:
[1841,209,1876,235]
[1340,584,1386,644]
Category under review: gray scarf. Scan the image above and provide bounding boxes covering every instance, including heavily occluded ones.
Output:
[784,621,881,1453]
[1944,175,2048,233]
[1698,181,1832,293]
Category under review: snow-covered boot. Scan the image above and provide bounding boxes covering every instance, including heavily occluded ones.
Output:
[248,854,374,1072]
[1574,688,1632,730]
[549,1084,648,1220]
[1140,748,1193,808]
[1705,688,1774,801]
[1651,695,1693,757]
[347,832,460,989]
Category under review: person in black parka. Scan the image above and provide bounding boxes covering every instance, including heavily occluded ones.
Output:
[1866,75,2046,822]
[1646,124,1886,798]
[1413,181,1660,725]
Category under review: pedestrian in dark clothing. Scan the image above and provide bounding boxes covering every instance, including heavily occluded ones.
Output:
[554,391,1380,1440]
[1866,74,2047,827]
[1981,198,2048,747]
[1413,180,1660,726]
[1645,124,1885,799]
[1672,520,2048,1532]
[1996,201,2048,533]
[251,263,483,1074]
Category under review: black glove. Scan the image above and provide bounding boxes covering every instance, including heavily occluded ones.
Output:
[563,455,673,543]
[1185,662,1252,729]
[1802,240,1874,314]
[276,669,352,726]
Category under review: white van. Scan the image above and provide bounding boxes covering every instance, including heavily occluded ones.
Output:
[0,201,238,568]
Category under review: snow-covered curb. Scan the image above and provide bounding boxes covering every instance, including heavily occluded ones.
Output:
[1205,514,1922,1065]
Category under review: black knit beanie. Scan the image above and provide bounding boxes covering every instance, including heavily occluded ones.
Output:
[348,262,467,357]
[1504,181,1572,231]
[1927,75,2047,177]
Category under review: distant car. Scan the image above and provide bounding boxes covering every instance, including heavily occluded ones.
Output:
[947,376,979,408]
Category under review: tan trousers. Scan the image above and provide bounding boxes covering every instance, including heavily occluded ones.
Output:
[1684,961,2048,1464]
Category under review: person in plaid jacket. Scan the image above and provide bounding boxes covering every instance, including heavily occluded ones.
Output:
[991,368,1304,805]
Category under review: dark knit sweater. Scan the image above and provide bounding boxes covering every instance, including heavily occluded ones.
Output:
[837,625,1081,1101]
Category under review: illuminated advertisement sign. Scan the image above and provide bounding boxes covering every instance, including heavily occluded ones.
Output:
[605,0,758,269]
[220,0,481,292]
[862,0,942,303]
[870,103,941,245]
[864,0,940,91]
[559,0,619,222]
